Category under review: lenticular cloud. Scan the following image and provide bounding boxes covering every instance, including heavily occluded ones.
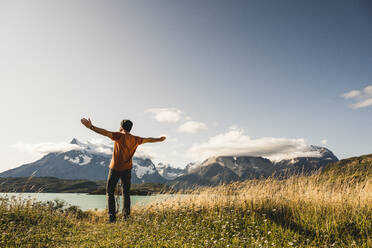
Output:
[186,127,322,162]
[12,139,112,155]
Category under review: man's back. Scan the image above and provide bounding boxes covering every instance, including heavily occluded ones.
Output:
[109,132,144,171]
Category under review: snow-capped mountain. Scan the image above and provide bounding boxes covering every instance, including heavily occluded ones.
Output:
[185,162,200,174]
[170,146,338,188]
[274,146,339,175]
[155,163,186,180]
[0,138,166,184]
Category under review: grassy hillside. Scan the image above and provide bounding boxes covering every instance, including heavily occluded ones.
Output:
[321,154,372,181]
[0,154,371,247]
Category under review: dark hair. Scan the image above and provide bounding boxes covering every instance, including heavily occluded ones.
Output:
[121,119,133,132]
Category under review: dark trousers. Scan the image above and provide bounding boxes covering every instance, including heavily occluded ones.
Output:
[106,168,131,217]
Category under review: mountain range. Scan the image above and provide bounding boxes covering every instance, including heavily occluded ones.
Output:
[170,146,338,188]
[0,139,338,187]
[0,139,166,184]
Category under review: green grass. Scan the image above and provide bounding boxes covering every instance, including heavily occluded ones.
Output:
[1,171,371,247]
[0,196,80,247]
[61,201,370,248]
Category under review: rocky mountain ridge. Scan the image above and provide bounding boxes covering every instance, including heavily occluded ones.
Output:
[0,139,166,184]
[0,139,338,187]
[170,146,339,188]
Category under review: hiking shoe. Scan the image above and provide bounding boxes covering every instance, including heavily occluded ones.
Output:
[108,215,116,223]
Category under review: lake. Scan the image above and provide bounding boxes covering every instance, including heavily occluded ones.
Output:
[0,193,177,211]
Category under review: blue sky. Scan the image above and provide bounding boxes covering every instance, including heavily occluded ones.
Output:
[0,0,371,171]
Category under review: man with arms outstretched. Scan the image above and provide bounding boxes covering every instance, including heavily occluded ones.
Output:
[81,118,166,222]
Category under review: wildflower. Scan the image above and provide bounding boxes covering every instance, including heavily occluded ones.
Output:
[288,242,294,246]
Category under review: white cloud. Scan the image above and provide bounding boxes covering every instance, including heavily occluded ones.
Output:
[364,85,372,96]
[342,85,372,109]
[186,128,321,162]
[135,146,157,160]
[350,98,372,109]
[229,125,239,130]
[11,138,114,155]
[83,139,113,154]
[171,143,185,148]
[166,137,178,142]
[12,141,83,155]
[342,90,360,99]
[171,151,178,156]
[159,134,177,143]
[178,121,208,134]
[321,139,328,145]
[145,108,185,122]
[135,146,170,166]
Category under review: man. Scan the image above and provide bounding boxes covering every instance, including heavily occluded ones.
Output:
[81,118,166,222]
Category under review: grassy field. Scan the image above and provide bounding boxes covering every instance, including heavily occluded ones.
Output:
[0,167,371,247]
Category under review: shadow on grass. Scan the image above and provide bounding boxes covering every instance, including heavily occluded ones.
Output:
[252,203,363,244]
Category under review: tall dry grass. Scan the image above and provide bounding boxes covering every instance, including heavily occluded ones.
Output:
[133,171,371,246]
[142,171,371,210]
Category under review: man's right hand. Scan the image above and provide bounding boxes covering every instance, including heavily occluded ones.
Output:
[81,118,93,129]
[159,136,166,142]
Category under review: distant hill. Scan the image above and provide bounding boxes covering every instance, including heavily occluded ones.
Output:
[0,177,171,195]
[321,154,372,181]
[0,177,101,193]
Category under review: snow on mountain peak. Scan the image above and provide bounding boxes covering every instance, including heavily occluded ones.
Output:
[69,138,112,155]
[155,162,186,180]
[64,154,92,166]
[134,164,156,178]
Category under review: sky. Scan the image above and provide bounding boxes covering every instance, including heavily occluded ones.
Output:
[0,0,371,172]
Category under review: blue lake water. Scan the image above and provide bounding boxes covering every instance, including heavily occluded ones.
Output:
[0,193,176,211]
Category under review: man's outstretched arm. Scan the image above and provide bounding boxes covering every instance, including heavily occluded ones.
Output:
[142,137,166,144]
[81,118,113,139]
